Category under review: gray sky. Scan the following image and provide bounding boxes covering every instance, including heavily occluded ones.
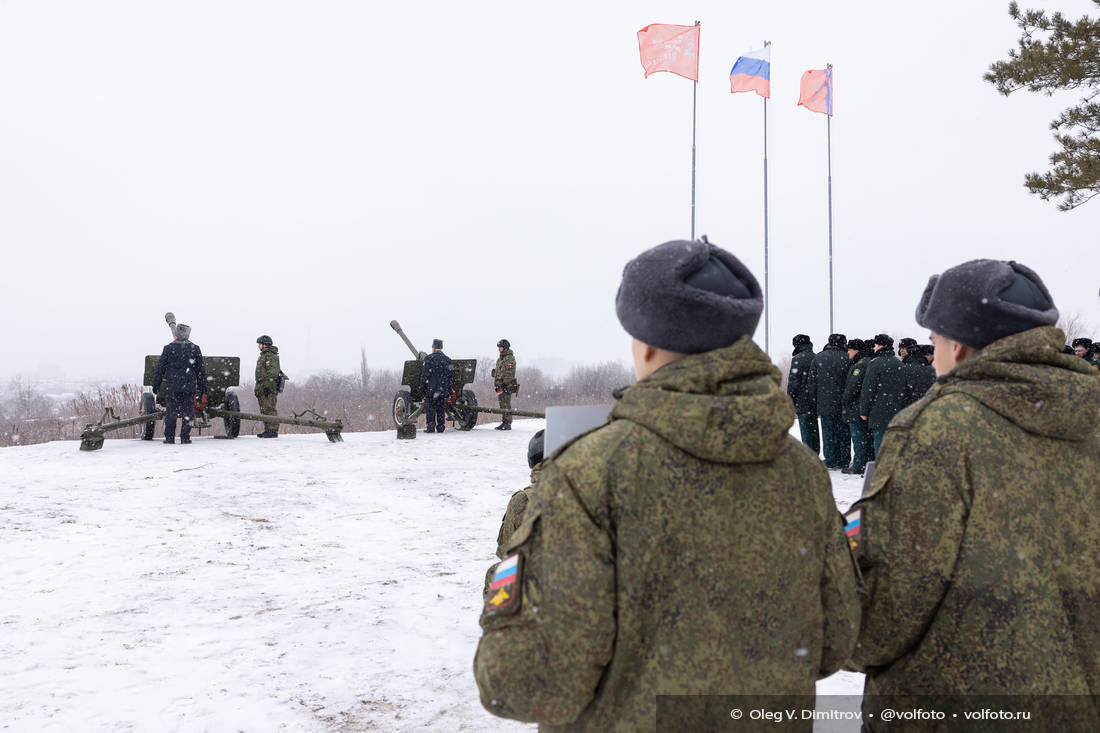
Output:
[3,0,1098,385]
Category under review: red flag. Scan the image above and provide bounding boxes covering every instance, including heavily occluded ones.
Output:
[798,67,834,116]
[637,23,700,82]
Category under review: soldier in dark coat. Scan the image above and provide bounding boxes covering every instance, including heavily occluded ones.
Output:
[474,239,859,732]
[419,339,453,433]
[847,259,1100,727]
[858,334,906,456]
[1071,336,1092,358]
[900,344,935,407]
[808,332,851,468]
[896,336,917,361]
[841,338,874,475]
[787,334,819,455]
[151,323,206,444]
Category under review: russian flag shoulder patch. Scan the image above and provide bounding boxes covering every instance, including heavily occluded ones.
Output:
[844,509,862,555]
[484,553,523,618]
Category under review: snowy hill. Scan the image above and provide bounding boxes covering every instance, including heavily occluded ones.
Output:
[2,420,864,731]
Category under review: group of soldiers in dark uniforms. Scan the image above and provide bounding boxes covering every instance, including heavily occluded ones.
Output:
[1069,336,1100,368]
[474,241,1100,732]
[787,332,936,475]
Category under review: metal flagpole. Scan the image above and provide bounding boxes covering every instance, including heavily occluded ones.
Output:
[690,20,700,239]
[763,40,770,355]
[826,63,834,334]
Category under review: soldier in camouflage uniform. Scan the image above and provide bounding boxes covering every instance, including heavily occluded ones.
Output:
[847,259,1100,727]
[474,238,860,732]
[494,429,545,559]
[255,335,281,437]
[492,339,517,430]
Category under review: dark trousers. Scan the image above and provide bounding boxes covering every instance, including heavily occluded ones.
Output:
[872,428,888,457]
[820,415,851,468]
[848,421,873,471]
[165,391,195,439]
[796,414,820,455]
[498,391,512,425]
[425,396,446,432]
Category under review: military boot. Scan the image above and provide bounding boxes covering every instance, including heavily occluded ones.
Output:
[495,423,511,431]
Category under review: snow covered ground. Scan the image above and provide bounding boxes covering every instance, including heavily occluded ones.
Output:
[2,419,865,731]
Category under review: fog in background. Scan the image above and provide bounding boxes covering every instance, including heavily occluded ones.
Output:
[3,0,1098,387]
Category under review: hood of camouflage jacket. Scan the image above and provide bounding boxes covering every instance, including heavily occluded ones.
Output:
[611,335,794,464]
[938,326,1100,441]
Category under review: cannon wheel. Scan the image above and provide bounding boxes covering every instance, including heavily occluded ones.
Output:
[455,389,478,431]
[393,390,415,428]
[140,392,157,440]
[223,391,241,438]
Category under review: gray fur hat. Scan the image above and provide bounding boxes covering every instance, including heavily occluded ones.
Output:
[915,259,1058,348]
[614,238,762,354]
[175,323,191,340]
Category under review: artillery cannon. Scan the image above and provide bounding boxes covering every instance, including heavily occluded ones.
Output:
[389,320,545,439]
[79,313,344,450]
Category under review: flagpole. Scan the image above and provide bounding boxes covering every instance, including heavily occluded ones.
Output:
[762,40,770,356]
[690,19,700,239]
[826,62,834,334]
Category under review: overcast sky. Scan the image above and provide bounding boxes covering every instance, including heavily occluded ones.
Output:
[2,0,1098,385]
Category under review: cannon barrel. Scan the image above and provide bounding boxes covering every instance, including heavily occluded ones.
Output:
[390,320,426,360]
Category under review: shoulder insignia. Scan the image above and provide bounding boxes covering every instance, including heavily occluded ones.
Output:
[265,360,271,366]
[484,553,523,617]
[853,369,860,375]
[844,509,862,555]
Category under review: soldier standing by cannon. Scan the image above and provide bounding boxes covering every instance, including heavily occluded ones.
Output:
[151,323,206,444]
[492,339,517,431]
[255,335,282,438]
[420,339,453,433]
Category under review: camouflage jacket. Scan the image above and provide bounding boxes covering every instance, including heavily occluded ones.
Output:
[848,327,1100,712]
[495,463,543,559]
[474,336,860,732]
[493,349,517,391]
[255,346,280,397]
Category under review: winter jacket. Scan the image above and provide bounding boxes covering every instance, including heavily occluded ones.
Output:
[420,351,453,400]
[900,352,935,407]
[848,327,1100,726]
[255,345,281,398]
[808,344,850,417]
[474,336,860,732]
[493,348,518,393]
[841,354,872,423]
[787,343,817,415]
[151,339,207,396]
[858,348,906,431]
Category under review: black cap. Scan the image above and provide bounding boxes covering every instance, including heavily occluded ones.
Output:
[915,259,1058,348]
[792,334,811,347]
[874,333,894,348]
[432,338,443,350]
[257,335,273,346]
[846,338,865,351]
[1071,337,1093,349]
[615,237,763,354]
[898,337,918,350]
[527,429,545,469]
[497,339,511,349]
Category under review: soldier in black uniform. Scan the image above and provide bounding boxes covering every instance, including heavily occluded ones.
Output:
[420,338,453,433]
[151,323,207,444]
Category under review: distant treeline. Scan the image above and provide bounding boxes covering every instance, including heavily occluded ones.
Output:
[0,355,634,448]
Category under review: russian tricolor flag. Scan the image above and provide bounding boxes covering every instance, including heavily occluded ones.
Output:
[729,46,770,99]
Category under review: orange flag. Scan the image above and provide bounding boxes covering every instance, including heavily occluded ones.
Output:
[797,67,834,116]
[637,23,700,82]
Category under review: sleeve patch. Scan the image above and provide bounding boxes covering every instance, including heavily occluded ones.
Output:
[484,553,523,617]
[844,509,862,555]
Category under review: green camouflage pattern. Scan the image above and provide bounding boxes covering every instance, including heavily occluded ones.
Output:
[257,391,278,434]
[495,464,543,559]
[474,336,860,732]
[493,348,517,391]
[849,327,1100,717]
[255,345,280,397]
[498,391,513,425]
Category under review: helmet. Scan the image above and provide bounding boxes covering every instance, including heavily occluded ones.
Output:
[527,429,545,469]
[497,339,511,349]
[257,335,273,346]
